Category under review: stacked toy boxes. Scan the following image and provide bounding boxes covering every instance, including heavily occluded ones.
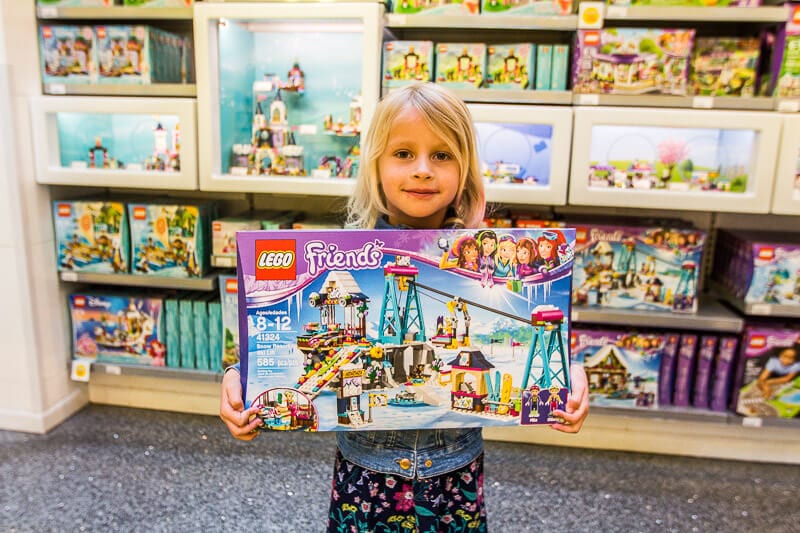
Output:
[53,199,129,274]
[164,292,223,372]
[713,229,800,306]
[128,200,216,278]
[236,227,575,432]
[570,221,706,313]
[572,28,696,96]
[733,326,800,419]
[212,210,300,266]
[69,292,166,366]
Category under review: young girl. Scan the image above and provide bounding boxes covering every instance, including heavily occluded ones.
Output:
[219,83,590,532]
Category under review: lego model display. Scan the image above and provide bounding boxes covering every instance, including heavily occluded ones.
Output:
[571,222,705,313]
[572,328,666,409]
[434,43,486,89]
[475,121,554,186]
[713,230,800,306]
[573,28,695,96]
[218,19,362,178]
[55,112,180,172]
[237,228,575,431]
[53,200,129,273]
[69,292,166,366]
[587,124,756,193]
[481,0,573,16]
[128,201,216,278]
[734,327,800,419]
[689,37,761,97]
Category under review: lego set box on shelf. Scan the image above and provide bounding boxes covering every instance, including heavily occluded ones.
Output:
[37,0,193,6]
[39,24,192,86]
[602,0,761,5]
[383,40,571,92]
[236,227,575,432]
[53,199,130,274]
[569,106,782,213]
[193,2,382,192]
[164,291,224,373]
[30,96,198,190]
[733,325,800,419]
[390,0,574,15]
[212,210,301,264]
[713,229,800,307]
[219,274,239,369]
[768,4,800,98]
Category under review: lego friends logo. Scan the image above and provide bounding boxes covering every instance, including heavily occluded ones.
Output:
[57,204,72,218]
[132,206,147,220]
[304,239,384,278]
[757,247,775,261]
[255,239,296,281]
[225,278,238,294]
[749,335,766,349]
[583,31,600,46]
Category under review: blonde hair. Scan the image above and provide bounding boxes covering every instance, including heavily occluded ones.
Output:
[346,83,485,229]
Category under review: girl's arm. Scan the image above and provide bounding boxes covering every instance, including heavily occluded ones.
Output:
[550,363,589,434]
[220,366,263,440]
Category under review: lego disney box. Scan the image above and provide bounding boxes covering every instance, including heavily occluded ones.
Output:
[236,228,576,432]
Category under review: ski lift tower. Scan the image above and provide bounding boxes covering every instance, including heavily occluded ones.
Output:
[521,305,570,390]
[378,256,426,344]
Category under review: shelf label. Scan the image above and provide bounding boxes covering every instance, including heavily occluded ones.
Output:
[297,124,317,135]
[252,81,274,92]
[578,2,604,29]
[126,163,143,171]
[605,6,627,18]
[38,6,58,18]
[741,417,763,428]
[777,99,800,113]
[61,272,78,282]
[385,14,407,26]
[576,94,599,106]
[47,84,67,95]
[692,96,714,109]
[230,167,249,176]
[70,161,88,169]
[104,365,122,376]
[70,359,91,382]
[750,304,771,315]
[213,255,236,268]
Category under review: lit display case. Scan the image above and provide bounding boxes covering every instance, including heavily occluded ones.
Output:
[194,2,383,196]
[30,95,197,189]
[771,114,800,215]
[569,107,782,213]
[469,103,572,206]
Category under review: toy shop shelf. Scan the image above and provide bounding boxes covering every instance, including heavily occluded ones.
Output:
[711,281,800,319]
[572,93,776,112]
[200,174,355,196]
[571,298,744,333]
[776,98,800,114]
[602,5,790,23]
[30,96,198,190]
[36,6,194,20]
[211,255,237,269]
[42,83,196,98]
[384,14,578,31]
[453,88,572,106]
[589,405,729,424]
[90,362,222,383]
[59,270,220,291]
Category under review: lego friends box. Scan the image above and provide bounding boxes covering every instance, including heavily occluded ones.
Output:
[237,228,575,432]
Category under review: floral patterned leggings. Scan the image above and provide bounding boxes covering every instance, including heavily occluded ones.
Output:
[327,450,487,533]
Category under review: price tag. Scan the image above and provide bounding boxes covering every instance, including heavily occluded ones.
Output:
[213,256,236,268]
[38,6,58,18]
[606,6,627,18]
[297,124,317,135]
[126,163,143,171]
[252,81,274,92]
[61,272,78,282]
[47,84,67,95]
[576,94,599,106]
[692,96,714,109]
[230,167,249,176]
[71,359,92,382]
[104,365,122,376]
[385,14,407,26]
[741,417,762,428]
[750,304,771,315]
[777,99,800,113]
[70,161,88,169]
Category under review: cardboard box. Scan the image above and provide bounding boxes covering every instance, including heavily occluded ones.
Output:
[236,228,575,431]
[53,199,129,274]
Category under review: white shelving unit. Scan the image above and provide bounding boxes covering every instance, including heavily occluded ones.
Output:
[770,113,800,215]
[30,96,198,190]
[36,5,194,20]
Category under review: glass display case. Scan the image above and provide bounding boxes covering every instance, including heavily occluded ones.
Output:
[569,106,782,213]
[30,95,197,189]
[771,114,800,215]
[468,103,572,206]
[194,1,383,195]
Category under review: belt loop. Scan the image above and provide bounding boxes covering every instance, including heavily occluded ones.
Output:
[434,429,444,448]
[386,430,396,448]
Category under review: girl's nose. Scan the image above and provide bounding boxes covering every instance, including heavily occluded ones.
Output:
[412,157,433,180]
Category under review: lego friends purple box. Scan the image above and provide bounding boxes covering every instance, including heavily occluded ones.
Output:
[236,228,575,432]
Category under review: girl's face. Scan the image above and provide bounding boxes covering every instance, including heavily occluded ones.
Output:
[498,241,515,261]
[378,107,460,229]
[480,237,496,257]
[517,245,530,264]
[539,240,554,258]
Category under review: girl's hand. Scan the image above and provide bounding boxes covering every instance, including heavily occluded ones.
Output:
[220,368,263,440]
[550,363,589,434]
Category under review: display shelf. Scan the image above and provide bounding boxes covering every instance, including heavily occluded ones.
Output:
[770,113,800,215]
[211,255,237,269]
[36,5,194,20]
[200,174,356,195]
[90,362,222,383]
[43,83,197,98]
[569,106,782,213]
[571,297,745,333]
[30,96,198,190]
[589,404,729,423]
[573,93,777,112]
[59,270,220,291]
[602,5,789,23]
[450,89,572,105]
[711,281,800,318]
[384,13,578,30]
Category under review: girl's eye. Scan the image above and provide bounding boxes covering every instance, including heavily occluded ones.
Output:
[394,150,412,159]
[432,152,452,162]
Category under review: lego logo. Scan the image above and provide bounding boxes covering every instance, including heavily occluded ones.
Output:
[749,335,766,349]
[57,204,71,217]
[225,279,238,294]
[793,6,800,25]
[212,222,222,232]
[42,27,53,39]
[757,247,774,260]
[96,27,106,39]
[570,333,577,348]
[576,228,588,244]
[385,42,394,51]
[255,239,296,281]
[584,31,600,46]
[438,44,448,53]
[74,296,86,308]
[133,206,147,220]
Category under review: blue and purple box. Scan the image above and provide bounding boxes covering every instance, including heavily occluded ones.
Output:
[53,199,129,274]
[573,28,695,96]
[710,336,739,412]
[572,328,666,409]
[571,222,706,313]
[692,335,718,409]
[672,334,698,407]
[657,333,681,406]
[69,292,165,365]
[236,228,575,431]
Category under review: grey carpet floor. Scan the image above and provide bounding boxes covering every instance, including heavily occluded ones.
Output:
[0,405,798,532]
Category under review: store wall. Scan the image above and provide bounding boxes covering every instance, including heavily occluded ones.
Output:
[0,0,87,433]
